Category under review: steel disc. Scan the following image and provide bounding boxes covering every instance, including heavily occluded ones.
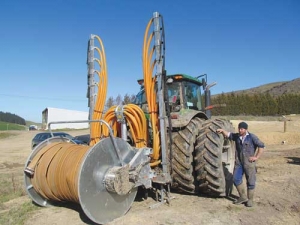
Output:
[78,137,138,224]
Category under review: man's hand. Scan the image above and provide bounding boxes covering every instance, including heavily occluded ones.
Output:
[249,147,264,163]
[216,129,223,134]
[249,156,258,162]
[216,129,230,138]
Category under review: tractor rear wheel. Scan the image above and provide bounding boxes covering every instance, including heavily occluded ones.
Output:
[169,117,203,193]
[194,119,235,196]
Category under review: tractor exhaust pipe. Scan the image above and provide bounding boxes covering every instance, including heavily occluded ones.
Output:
[204,82,216,119]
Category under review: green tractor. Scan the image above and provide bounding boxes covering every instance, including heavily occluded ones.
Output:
[134,73,236,196]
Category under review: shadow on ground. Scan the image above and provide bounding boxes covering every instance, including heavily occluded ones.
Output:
[36,201,98,225]
[285,157,300,165]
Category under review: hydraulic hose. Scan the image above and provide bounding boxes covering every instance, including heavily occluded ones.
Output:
[87,21,163,166]
[142,17,161,164]
[102,104,148,148]
[90,35,108,146]
[124,104,148,148]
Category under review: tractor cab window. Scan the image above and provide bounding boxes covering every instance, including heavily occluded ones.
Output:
[134,87,146,106]
[184,82,202,110]
[167,82,180,104]
[133,87,150,112]
[134,80,202,111]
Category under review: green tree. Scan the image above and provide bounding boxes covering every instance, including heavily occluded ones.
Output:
[105,96,115,109]
[0,111,26,125]
[123,93,136,104]
[115,94,122,105]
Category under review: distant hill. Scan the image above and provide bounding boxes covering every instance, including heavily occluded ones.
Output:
[219,77,300,97]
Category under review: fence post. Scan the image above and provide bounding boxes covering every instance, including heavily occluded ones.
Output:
[282,115,287,133]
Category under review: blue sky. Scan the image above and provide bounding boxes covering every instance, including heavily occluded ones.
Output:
[0,0,299,122]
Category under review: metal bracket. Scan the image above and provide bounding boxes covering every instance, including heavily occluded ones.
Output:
[129,147,153,189]
[103,146,153,194]
[150,184,175,209]
[115,105,125,123]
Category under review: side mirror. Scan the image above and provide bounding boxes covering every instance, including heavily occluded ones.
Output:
[202,78,207,89]
[166,78,173,84]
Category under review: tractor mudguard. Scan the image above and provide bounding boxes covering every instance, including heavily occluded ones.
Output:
[167,110,208,128]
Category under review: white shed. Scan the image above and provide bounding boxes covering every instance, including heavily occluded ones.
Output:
[42,107,89,130]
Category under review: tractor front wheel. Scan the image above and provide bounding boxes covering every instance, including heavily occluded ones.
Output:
[169,117,203,193]
[194,119,236,196]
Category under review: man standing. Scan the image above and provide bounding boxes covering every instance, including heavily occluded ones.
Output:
[217,122,265,207]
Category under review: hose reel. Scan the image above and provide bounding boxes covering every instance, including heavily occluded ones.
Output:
[24,11,167,224]
[24,129,153,224]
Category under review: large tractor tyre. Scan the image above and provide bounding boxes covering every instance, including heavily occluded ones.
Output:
[169,117,204,193]
[194,119,236,196]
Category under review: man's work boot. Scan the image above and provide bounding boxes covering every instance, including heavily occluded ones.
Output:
[234,184,248,205]
[246,189,255,207]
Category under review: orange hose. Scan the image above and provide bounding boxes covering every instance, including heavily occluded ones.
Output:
[90,35,108,146]
[101,104,148,148]
[27,142,90,203]
[142,18,161,163]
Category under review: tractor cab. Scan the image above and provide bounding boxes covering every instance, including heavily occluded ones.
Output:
[135,74,206,113]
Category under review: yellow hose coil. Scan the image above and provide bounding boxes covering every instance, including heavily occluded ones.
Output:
[27,142,90,203]
[102,104,148,148]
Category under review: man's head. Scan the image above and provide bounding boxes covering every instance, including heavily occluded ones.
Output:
[238,122,248,136]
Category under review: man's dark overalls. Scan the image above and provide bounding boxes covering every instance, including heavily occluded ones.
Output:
[229,132,265,189]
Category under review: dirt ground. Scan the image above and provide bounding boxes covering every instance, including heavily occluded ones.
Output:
[0,118,300,225]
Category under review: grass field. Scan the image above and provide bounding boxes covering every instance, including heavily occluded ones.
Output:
[0,121,26,131]
[0,132,18,139]
[0,173,38,225]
